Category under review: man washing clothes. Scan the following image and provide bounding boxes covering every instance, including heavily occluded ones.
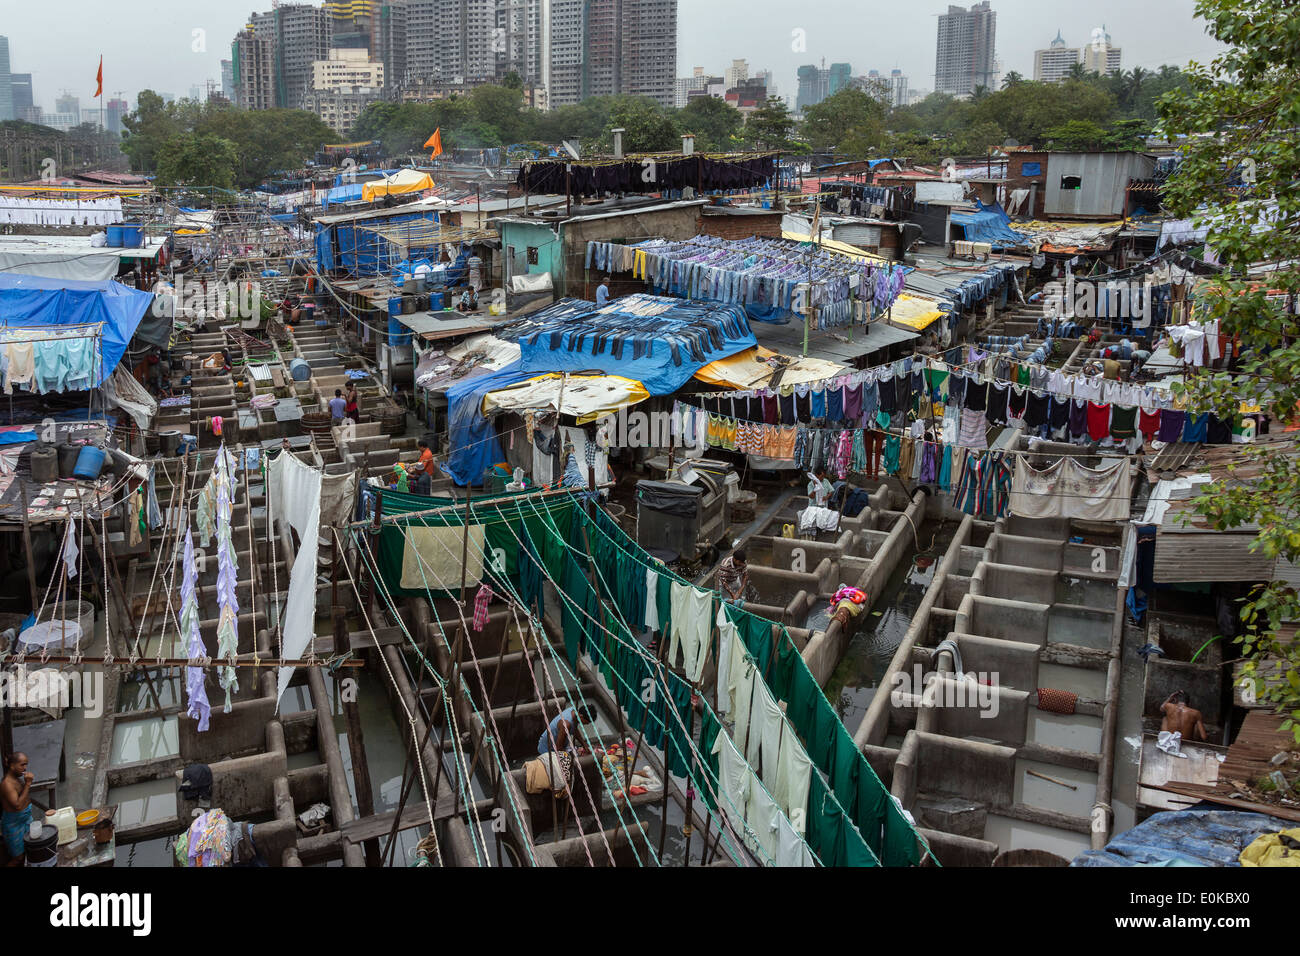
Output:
[1156,690,1207,756]
[1,753,33,866]
[715,549,750,606]
[408,438,436,494]
[539,705,595,757]
[595,276,610,308]
[807,468,834,507]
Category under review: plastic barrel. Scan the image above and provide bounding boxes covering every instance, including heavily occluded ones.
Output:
[73,445,106,480]
[289,358,312,382]
[57,443,81,478]
[388,296,403,319]
[120,224,144,248]
[105,225,124,248]
[387,316,412,348]
[158,429,182,456]
[30,445,58,483]
[25,825,58,867]
[431,291,446,311]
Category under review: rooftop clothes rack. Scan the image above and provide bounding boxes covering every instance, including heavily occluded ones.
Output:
[0,322,105,397]
[587,235,908,330]
[815,181,915,218]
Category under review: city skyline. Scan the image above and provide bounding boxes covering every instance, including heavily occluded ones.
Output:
[2,0,1222,117]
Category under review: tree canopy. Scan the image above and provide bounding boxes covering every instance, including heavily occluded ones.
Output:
[1156,0,1300,741]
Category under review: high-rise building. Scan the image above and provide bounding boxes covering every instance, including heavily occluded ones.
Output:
[934,1,997,98]
[10,72,32,118]
[56,93,80,116]
[221,60,235,101]
[854,69,906,109]
[376,2,407,97]
[752,69,774,98]
[1034,28,1122,83]
[674,67,707,108]
[0,36,12,121]
[232,29,275,111]
[1081,26,1122,75]
[312,48,384,89]
[497,0,547,89]
[325,0,376,52]
[404,0,498,90]
[546,0,585,107]
[724,59,748,90]
[106,97,128,134]
[1033,30,1079,83]
[249,4,333,109]
[796,61,851,112]
[544,0,675,109]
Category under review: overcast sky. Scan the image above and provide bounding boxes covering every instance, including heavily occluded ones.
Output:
[5,0,1224,112]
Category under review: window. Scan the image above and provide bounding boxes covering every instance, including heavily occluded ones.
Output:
[526,246,539,265]
[1060,175,1082,190]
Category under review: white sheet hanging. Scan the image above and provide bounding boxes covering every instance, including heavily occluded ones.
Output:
[269,451,324,707]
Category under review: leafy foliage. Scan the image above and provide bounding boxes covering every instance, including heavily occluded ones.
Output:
[1157,0,1300,741]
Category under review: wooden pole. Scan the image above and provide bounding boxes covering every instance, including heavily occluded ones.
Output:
[335,607,380,866]
[17,484,39,611]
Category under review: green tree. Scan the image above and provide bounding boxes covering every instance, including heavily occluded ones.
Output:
[1157,0,1300,741]
[120,90,186,174]
[676,95,742,151]
[586,96,681,152]
[741,96,802,152]
[801,87,886,154]
[155,133,240,189]
[1001,71,1025,90]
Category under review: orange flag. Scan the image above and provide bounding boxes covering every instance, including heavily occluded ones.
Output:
[94,56,103,98]
[424,128,443,158]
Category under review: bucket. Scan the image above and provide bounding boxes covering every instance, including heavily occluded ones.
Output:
[57,442,81,478]
[105,225,124,248]
[119,224,144,249]
[30,444,58,483]
[289,358,312,382]
[24,825,58,866]
[73,445,106,480]
[158,429,183,456]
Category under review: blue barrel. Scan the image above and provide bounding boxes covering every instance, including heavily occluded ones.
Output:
[289,358,312,382]
[119,224,144,248]
[388,296,403,319]
[73,445,106,481]
[387,316,412,348]
[431,291,446,311]
[106,225,124,248]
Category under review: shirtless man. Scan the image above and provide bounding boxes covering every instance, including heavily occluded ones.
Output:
[1,753,34,866]
[1160,691,1207,741]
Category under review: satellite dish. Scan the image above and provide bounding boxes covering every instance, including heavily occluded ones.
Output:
[1003,137,1019,148]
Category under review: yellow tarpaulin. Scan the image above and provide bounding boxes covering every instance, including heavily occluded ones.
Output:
[694,346,846,390]
[482,372,649,424]
[361,169,435,203]
[779,232,891,264]
[885,293,945,331]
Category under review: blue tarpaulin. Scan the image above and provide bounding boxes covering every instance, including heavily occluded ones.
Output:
[1072,809,1295,867]
[443,363,531,486]
[0,273,155,386]
[499,295,756,395]
[315,209,441,277]
[949,201,1027,249]
[322,183,364,207]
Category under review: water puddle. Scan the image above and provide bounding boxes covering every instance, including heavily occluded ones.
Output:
[108,778,177,827]
[110,716,179,765]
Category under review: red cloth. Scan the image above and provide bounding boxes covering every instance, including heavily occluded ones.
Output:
[1139,408,1162,439]
[1086,402,1111,441]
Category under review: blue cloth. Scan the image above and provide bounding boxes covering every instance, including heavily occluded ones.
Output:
[0,274,154,386]
[0,430,36,445]
[538,705,577,754]
[443,363,531,486]
[3,806,30,856]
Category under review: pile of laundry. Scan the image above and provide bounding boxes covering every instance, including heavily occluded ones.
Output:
[174,808,260,867]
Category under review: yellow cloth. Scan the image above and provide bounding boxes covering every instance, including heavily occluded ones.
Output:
[361,170,435,202]
[886,294,945,331]
[693,345,846,389]
[1239,828,1300,867]
[400,525,485,590]
[481,372,648,424]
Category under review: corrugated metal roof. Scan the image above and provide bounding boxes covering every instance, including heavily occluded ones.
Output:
[750,320,917,363]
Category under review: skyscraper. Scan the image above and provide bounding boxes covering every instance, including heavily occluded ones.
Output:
[934,1,997,98]
[232,29,275,110]
[404,0,500,90]
[544,0,675,109]
[0,36,13,121]
[249,4,333,109]
[10,72,32,118]
[796,62,851,112]
[376,2,407,97]
[1081,26,1122,76]
[1033,30,1080,83]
